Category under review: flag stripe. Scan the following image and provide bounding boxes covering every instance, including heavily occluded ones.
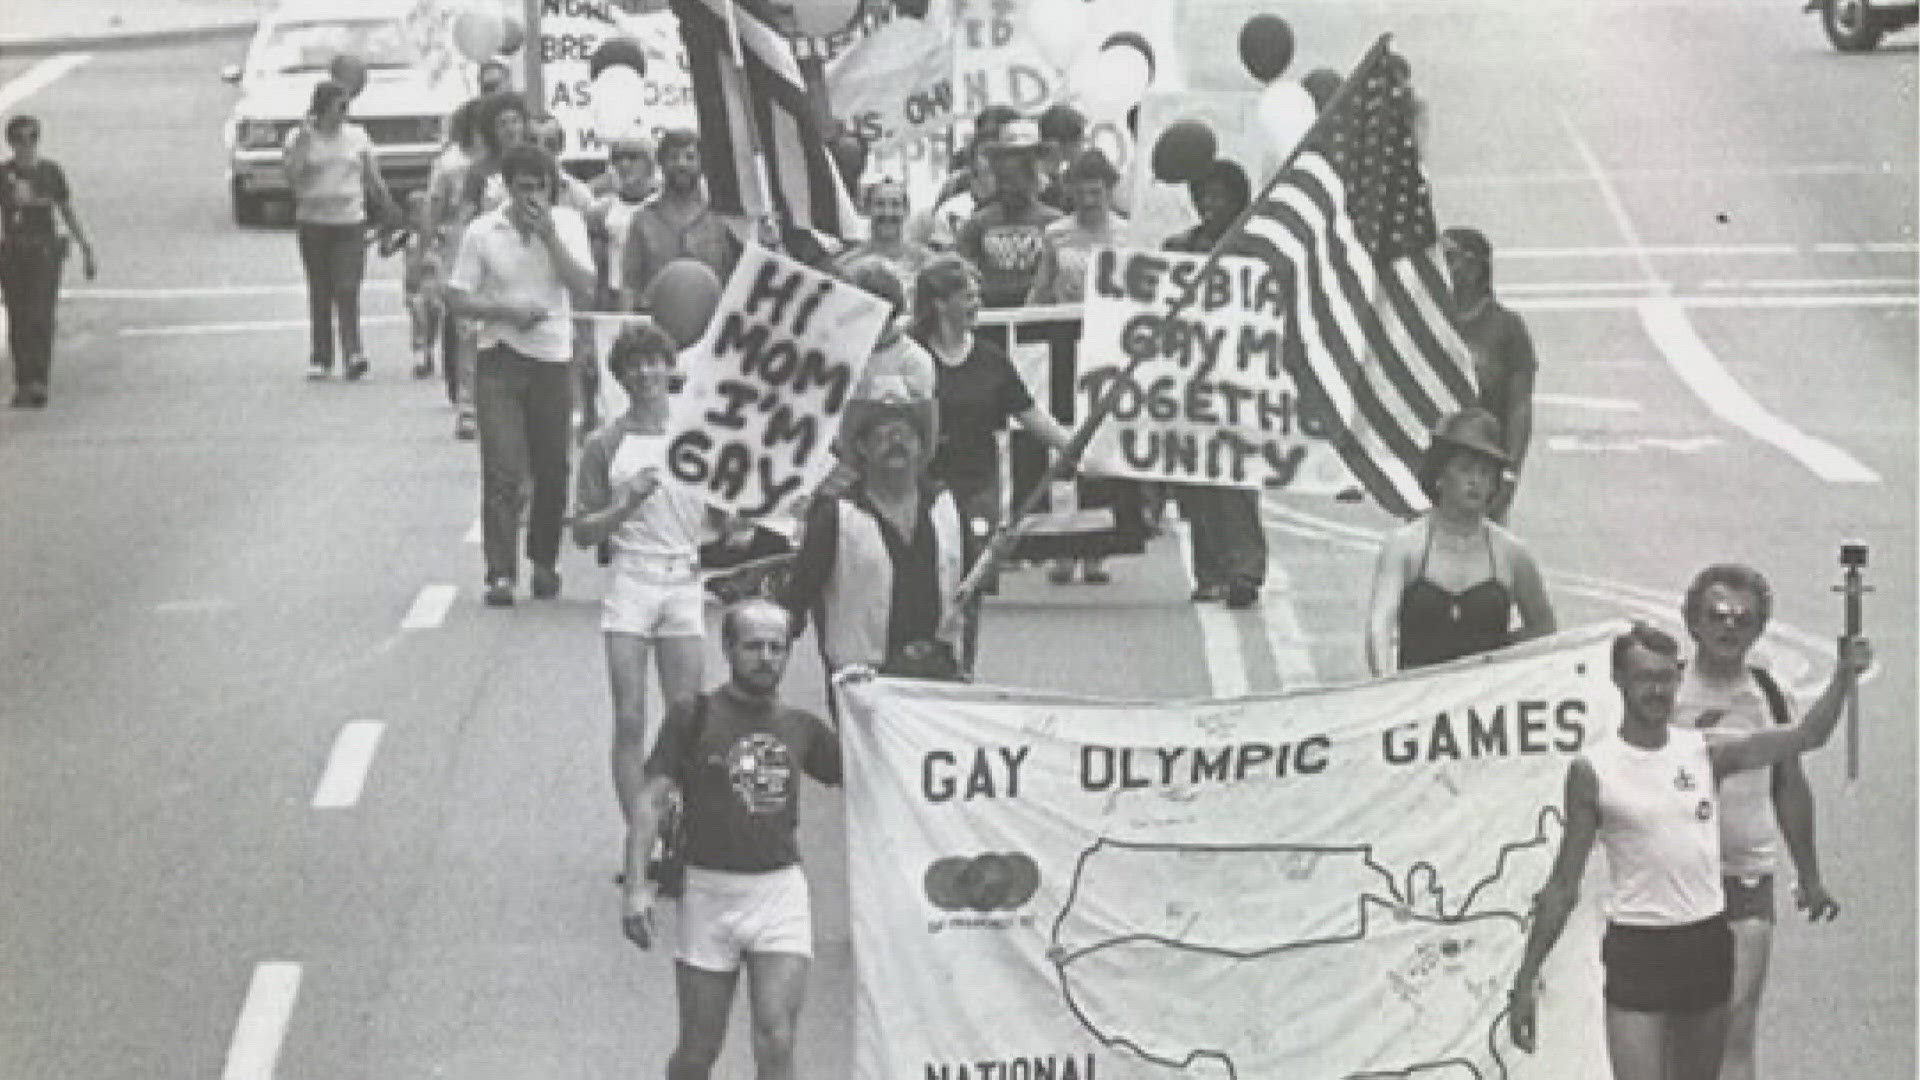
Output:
[1403,252,1477,405]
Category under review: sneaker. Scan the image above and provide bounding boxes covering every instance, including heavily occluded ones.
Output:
[530,564,561,599]
[1082,563,1112,585]
[306,360,331,381]
[411,352,434,379]
[344,355,370,381]
[1225,582,1260,610]
[1047,561,1075,585]
[484,577,516,607]
[1190,583,1225,603]
[454,412,477,441]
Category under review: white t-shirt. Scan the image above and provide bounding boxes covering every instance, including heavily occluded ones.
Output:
[286,122,374,225]
[1585,727,1725,926]
[605,430,708,559]
[446,205,592,361]
[1674,667,1792,878]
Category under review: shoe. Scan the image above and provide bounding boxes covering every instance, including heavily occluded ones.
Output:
[8,394,26,408]
[484,577,516,607]
[1190,584,1225,603]
[411,353,434,379]
[1047,562,1075,585]
[530,564,561,600]
[454,412,476,441]
[344,355,370,381]
[1082,564,1112,585]
[1225,582,1260,609]
[306,360,331,381]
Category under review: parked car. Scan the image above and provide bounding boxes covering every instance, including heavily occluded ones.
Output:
[1807,0,1920,50]
[221,0,465,226]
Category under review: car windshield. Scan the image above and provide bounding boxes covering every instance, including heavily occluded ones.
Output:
[255,18,415,73]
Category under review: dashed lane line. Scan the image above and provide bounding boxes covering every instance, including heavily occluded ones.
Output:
[121,315,407,338]
[1536,393,1643,412]
[1171,520,1247,698]
[400,584,457,630]
[311,721,385,809]
[0,54,92,111]
[222,962,301,1080]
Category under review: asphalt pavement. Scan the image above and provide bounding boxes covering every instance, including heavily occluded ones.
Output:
[0,3,1913,1078]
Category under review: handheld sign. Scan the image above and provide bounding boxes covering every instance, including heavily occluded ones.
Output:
[666,243,887,520]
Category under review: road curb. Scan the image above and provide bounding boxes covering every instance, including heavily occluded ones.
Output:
[0,21,254,58]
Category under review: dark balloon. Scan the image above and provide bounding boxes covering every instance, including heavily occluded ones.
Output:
[589,37,649,81]
[1238,14,1295,83]
[1099,30,1157,81]
[1302,68,1344,111]
[1150,120,1218,184]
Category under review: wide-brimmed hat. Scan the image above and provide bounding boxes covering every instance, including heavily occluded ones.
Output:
[1418,407,1509,498]
[841,399,936,469]
[982,118,1044,158]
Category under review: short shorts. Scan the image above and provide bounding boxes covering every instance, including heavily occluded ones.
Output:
[676,864,813,972]
[601,558,705,637]
[1723,874,1776,923]
[1602,914,1734,1014]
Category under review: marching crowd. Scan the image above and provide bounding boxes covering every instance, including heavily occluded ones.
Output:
[0,61,1879,1080]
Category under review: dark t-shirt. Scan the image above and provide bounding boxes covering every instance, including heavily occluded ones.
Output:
[925,337,1033,489]
[1457,300,1537,426]
[956,199,1062,308]
[0,159,70,243]
[647,686,841,872]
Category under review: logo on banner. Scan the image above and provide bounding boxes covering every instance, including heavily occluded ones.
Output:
[924,852,1041,912]
[727,733,794,815]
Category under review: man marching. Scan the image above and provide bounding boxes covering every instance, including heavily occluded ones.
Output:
[1508,622,1868,1080]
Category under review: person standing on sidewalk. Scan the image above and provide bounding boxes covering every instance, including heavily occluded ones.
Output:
[284,80,393,382]
[1,113,95,408]
[444,143,595,607]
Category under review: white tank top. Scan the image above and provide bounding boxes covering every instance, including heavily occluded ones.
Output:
[1584,727,1725,926]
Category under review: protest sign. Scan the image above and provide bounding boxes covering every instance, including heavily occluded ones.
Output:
[536,1,698,164]
[665,244,887,519]
[840,624,1624,1080]
[1076,246,1356,492]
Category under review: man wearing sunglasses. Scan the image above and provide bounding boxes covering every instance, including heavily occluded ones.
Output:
[1671,564,1840,1080]
[1,115,97,408]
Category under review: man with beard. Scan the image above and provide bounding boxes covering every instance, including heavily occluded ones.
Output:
[618,128,741,315]
[955,119,1061,309]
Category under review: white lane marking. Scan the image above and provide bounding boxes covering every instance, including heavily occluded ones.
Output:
[71,283,395,300]
[222,962,302,1080]
[1171,520,1247,698]
[1503,280,1661,294]
[153,598,237,614]
[463,519,481,545]
[311,721,385,809]
[1497,241,1914,259]
[0,54,93,112]
[1443,162,1913,187]
[1546,434,1723,454]
[1558,111,1664,288]
[400,584,457,630]
[1259,556,1320,690]
[1511,293,1916,312]
[1700,276,1918,291]
[1639,298,1881,483]
[121,315,407,337]
[1536,393,1643,413]
[1812,241,1920,254]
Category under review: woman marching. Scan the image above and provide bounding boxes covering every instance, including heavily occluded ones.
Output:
[284,80,393,382]
[1366,407,1556,675]
[1,113,96,408]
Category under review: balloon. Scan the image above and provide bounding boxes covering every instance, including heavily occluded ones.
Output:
[646,260,724,349]
[1078,40,1154,120]
[589,37,649,81]
[1100,31,1157,82]
[452,8,505,64]
[1150,121,1217,184]
[1257,79,1317,160]
[592,66,648,136]
[789,0,862,36]
[498,15,525,55]
[1238,14,1295,83]
[1302,68,1344,111]
[1025,0,1089,68]
[327,53,367,97]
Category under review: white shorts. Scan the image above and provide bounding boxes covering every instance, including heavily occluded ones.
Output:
[676,864,813,972]
[601,556,705,637]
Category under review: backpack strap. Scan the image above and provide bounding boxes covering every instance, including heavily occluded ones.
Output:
[679,692,711,780]
[1749,666,1792,726]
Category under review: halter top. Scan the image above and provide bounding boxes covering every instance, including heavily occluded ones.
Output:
[1397,521,1513,669]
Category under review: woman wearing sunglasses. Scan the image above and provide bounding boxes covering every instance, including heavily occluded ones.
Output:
[1,114,96,408]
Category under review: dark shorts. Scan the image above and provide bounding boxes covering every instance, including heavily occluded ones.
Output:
[1723,874,1776,923]
[1602,914,1734,1014]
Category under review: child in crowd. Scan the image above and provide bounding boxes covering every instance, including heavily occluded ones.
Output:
[397,189,441,380]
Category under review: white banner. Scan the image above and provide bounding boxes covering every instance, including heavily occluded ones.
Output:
[538,2,698,163]
[1077,246,1354,491]
[665,244,886,519]
[841,625,1626,1079]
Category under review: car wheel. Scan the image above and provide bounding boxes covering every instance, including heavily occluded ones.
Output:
[1823,0,1885,51]
[231,180,264,227]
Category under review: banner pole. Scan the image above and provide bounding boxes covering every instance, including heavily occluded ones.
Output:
[947,33,1396,612]
[522,0,544,113]
[723,0,784,241]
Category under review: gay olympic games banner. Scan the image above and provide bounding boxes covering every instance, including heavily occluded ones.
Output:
[666,244,887,520]
[1077,246,1357,494]
[840,624,1627,1080]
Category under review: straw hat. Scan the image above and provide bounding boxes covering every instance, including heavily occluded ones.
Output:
[841,399,937,470]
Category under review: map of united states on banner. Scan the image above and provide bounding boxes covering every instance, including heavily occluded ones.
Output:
[839,626,1630,1079]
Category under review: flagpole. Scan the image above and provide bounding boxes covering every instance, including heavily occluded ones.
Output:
[723,0,783,241]
[947,33,1397,614]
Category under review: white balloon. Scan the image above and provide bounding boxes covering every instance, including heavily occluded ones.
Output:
[592,66,648,137]
[789,0,862,37]
[1025,0,1089,69]
[1257,79,1318,161]
[1077,45,1153,121]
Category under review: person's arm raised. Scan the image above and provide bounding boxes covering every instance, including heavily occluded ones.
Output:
[1709,637,1870,777]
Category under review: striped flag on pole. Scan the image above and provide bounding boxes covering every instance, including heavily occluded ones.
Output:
[667,0,857,238]
[1231,43,1475,518]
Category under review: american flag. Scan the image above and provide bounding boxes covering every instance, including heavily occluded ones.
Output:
[1231,40,1476,518]
[668,0,857,237]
